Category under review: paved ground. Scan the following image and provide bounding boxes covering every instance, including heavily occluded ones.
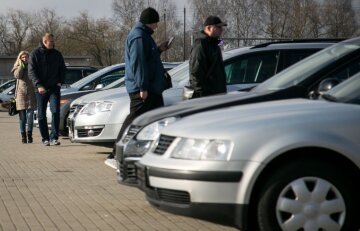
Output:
[0,111,238,231]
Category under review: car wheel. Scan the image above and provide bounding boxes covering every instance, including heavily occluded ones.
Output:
[256,160,358,231]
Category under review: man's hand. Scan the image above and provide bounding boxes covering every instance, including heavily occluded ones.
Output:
[158,40,170,52]
[140,91,148,101]
[38,87,46,94]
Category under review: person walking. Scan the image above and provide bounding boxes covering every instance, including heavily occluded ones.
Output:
[108,7,171,159]
[29,33,66,146]
[11,51,37,144]
[189,15,227,98]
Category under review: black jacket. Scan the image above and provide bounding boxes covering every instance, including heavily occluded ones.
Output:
[189,31,226,97]
[29,42,66,90]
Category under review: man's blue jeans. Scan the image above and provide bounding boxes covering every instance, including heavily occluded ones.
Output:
[35,86,61,142]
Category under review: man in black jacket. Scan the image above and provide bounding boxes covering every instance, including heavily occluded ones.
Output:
[189,16,227,98]
[29,33,66,146]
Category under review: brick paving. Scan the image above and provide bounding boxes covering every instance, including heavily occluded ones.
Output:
[0,111,238,231]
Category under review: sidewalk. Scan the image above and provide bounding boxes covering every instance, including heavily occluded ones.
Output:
[0,111,237,231]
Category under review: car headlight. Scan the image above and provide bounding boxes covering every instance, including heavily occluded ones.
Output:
[136,117,179,141]
[80,101,113,115]
[170,138,233,161]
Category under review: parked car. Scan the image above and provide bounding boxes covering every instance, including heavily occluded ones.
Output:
[136,74,360,231]
[48,62,180,135]
[0,84,16,108]
[46,75,126,136]
[33,63,127,134]
[116,36,360,185]
[61,63,126,95]
[0,79,15,93]
[162,39,343,105]
[69,40,339,147]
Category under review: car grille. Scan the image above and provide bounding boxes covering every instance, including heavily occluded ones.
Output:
[77,128,103,137]
[119,161,137,182]
[156,188,190,204]
[153,135,175,155]
[122,125,142,143]
[70,104,85,116]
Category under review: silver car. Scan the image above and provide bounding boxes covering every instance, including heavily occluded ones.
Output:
[69,40,338,146]
[116,36,360,185]
[136,75,360,231]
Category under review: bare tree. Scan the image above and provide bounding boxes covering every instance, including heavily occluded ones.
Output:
[227,0,262,46]
[322,0,358,38]
[2,10,33,54]
[112,0,146,31]
[66,12,122,66]
[28,9,66,49]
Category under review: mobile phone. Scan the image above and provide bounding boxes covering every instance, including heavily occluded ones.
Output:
[167,37,175,47]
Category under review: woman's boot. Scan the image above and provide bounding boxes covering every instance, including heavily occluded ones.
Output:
[27,131,33,143]
[21,132,27,144]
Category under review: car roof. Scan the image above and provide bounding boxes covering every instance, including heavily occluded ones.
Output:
[223,39,343,60]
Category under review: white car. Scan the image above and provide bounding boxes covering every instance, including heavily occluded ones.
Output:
[69,41,336,146]
[136,75,360,231]
[68,87,129,147]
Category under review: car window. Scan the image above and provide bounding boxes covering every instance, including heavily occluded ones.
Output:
[253,41,360,92]
[225,51,279,84]
[79,69,124,91]
[327,60,360,81]
[325,74,360,104]
[284,49,321,67]
[64,70,82,85]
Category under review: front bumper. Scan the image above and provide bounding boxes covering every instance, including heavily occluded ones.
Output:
[116,139,152,185]
[135,162,248,229]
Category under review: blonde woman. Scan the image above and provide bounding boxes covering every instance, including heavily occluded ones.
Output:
[11,51,37,143]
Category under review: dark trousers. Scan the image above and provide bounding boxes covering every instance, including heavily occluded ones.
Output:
[35,86,61,142]
[116,91,164,142]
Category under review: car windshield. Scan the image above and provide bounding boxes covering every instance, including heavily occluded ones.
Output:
[169,47,250,87]
[102,78,124,90]
[322,74,360,104]
[69,65,118,88]
[168,61,190,86]
[252,40,360,92]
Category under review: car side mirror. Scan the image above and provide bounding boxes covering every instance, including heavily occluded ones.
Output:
[310,78,341,99]
[95,84,104,90]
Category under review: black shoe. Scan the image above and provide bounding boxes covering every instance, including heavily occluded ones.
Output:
[21,132,27,144]
[27,132,33,143]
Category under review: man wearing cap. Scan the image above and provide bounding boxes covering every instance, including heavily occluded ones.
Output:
[189,15,227,98]
[109,7,170,159]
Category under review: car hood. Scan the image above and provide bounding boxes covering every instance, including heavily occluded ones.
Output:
[132,85,306,126]
[163,98,359,139]
[71,87,127,105]
[61,87,79,94]
[61,90,96,100]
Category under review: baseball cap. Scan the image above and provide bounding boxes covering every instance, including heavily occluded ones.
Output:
[204,16,227,27]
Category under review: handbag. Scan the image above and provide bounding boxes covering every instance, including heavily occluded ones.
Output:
[164,71,172,89]
[182,85,194,100]
[8,97,18,116]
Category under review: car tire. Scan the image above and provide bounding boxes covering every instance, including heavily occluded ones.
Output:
[255,159,359,231]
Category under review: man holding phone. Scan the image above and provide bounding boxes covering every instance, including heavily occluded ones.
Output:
[108,7,172,159]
